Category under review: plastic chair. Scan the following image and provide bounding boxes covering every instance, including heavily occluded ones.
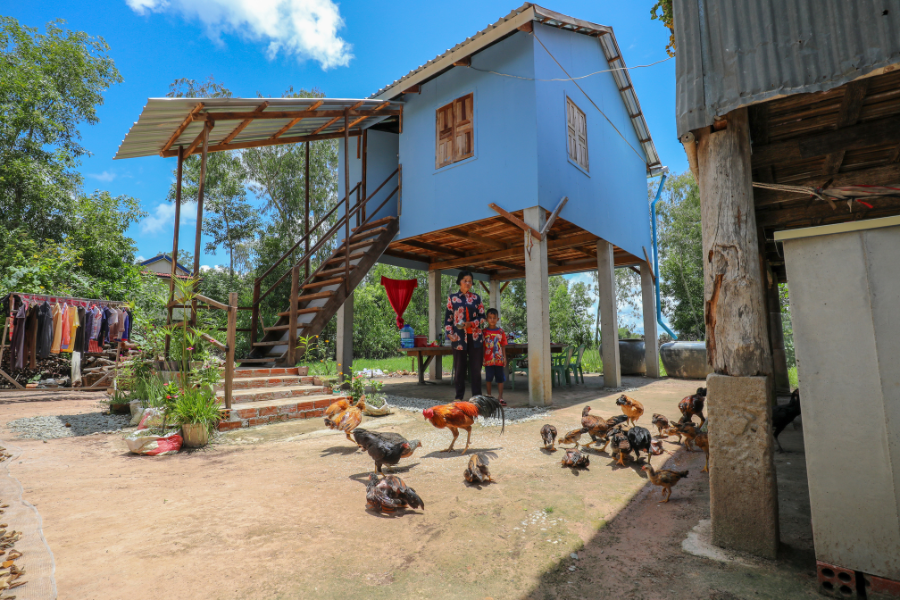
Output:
[508,356,528,391]
[550,346,573,387]
[566,345,587,384]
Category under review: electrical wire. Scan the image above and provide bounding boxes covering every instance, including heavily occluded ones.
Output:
[466,55,673,82]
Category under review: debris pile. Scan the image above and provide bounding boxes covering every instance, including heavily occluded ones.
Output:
[0,448,26,596]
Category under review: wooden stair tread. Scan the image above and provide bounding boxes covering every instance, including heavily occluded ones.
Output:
[270,307,322,319]
[302,276,344,289]
[352,216,395,233]
[343,226,389,244]
[315,264,357,279]
[252,340,289,347]
[236,358,279,363]
[324,252,367,266]
[286,290,334,303]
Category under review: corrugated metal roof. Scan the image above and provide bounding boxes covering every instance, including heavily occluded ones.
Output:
[114,97,399,160]
[370,3,662,174]
[674,0,900,138]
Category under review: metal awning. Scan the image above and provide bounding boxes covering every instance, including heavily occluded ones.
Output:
[114,97,403,160]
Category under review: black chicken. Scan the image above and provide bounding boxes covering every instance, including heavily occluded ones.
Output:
[365,474,424,512]
[678,387,707,426]
[540,424,558,450]
[353,429,422,475]
[626,426,653,463]
[773,389,801,452]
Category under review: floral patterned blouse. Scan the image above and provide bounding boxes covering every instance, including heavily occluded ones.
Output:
[444,291,487,351]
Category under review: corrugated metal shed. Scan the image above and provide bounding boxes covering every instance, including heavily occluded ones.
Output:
[675,0,900,138]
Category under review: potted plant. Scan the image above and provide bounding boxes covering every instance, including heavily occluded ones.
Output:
[108,388,131,415]
[170,386,222,448]
[363,380,391,416]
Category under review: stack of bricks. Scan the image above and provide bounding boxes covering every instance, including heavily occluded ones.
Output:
[218,395,350,430]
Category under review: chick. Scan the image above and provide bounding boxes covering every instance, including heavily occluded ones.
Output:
[540,424,558,450]
[560,448,590,469]
[694,432,709,472]
[642,465,689,503]
[675,421,701,451]
[651,413,671,437]
[558,428,586,449]
[463,453,494,484]
[365,474,424,512]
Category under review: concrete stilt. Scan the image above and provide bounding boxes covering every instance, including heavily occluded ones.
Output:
[597,239,621,388]
[489,279,501,319]
[641,263,660,378]
[427,270,443,381]
[523,206,551,406]
[336,292,354,381]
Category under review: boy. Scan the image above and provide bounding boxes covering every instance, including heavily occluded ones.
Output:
[482,308,509,405]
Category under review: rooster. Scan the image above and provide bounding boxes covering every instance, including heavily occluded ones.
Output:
[642,465,689,503]
[464,454,494,484]
[365,474,424,513]
[540,424,558,450]
[422,395,505,454]
[615,395,644,427]
[324,397,365,444]
[678,387,707,427]
[353,429,422,475]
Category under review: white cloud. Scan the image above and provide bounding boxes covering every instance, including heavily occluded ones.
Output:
[125,0,353,69]
[141,201,197,235]
[136,255,146,262]
[88,170,117,182]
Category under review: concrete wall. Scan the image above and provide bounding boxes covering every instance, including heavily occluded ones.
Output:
[533,23,652,259]
[783,222,900,579]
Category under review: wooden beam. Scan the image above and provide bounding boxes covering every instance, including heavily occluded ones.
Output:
[479,281,490,293]
[399,239,466,257]
[488,203,542,240]
[518,21,534,33]
[443,228,506,250]
[184,121,214,157]
[383,248,433,263]
[337,102,389,134]
[271,100,323,139]
[222,101,270,145]
[756,196,900,228]
[429,232,596,271]
[160,103,204,155]
[453,57,471,67]
[822,79,870,175]
[402,85,421,94]
[500,281,510,293]
[162,128,361,157]
[539,196,568,238]
[753,163,900,207]
[203,107,397,120]
[642,246,656,283]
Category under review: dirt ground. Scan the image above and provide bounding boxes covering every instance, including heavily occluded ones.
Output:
[0,377,819,600]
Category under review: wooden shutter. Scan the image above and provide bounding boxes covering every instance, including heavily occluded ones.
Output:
[453,93,474,162]
[567,97,589,171]
[566,99,578,162]
[436,102,455,169]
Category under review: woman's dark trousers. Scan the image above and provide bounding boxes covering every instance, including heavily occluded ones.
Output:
[454,334,482,399]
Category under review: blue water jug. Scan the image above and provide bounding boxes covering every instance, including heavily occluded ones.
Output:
[400,324,415,348]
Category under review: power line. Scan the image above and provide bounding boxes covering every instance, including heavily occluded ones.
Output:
[466,55,672,82]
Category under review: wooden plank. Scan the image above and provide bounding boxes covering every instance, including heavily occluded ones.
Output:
[453,57,471,67]
[753,163,900,207]
[184,121,214,157]
[642,246,656,283]
[200,332,226,351]
[489,203,542,240]
[822,80,870,175]
[429,232,596,271]
[161,128,361,158]
[222,101,270,145]
[224,293,237,410]
[204,107,398,120]
[160,103,204,155]
[194,293,229,311]
[500,281,510,293]
[441,228,507,250]
[756,195,900,227]
[399,239,466,256]
[403,85,421,94]
[165,146,184,359]
[539,196,568,237]
[334,101,381,134]
[271,100,325,140]
[382,249,433,263]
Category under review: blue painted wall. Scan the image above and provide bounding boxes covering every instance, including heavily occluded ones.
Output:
[339,129,399,224]
[533,23,652,259]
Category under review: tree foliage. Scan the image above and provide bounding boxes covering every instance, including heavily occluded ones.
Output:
[650,1,676,57]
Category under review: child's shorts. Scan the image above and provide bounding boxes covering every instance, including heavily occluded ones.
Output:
[484,365,506,383]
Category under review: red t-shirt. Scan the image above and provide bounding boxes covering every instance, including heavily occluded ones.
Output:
[482,328,508,366]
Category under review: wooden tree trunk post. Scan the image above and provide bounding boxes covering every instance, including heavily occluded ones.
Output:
[225,292,237,410]
[697,107,779,559]
[427,270,443,381]
[165,146,184,359]
[250,281,260,349]
[304,141,311,281]
[640,262,660,378]
[597,239,621,388]
[343,109,351,295]
[287,264,299,366]
[191,124,211,327]
[336,292,354,382]
[523,206,552,406]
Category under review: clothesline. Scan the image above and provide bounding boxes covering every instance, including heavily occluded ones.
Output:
[5,293,128,310]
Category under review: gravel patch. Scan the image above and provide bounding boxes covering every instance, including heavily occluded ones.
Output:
[384,394,549,427]
[8,413,133,440]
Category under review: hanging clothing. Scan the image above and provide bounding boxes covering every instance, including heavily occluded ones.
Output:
[443,291,487,352]
[10,304,27,370]
[24,306,38,369]
[50,302,63,354]
[60,303,71,350]
[120,310,131,341]
[81,307,94,354]
[99,307,110,344]
[108,308,119,341]
[36,302,53,359]
[74,306,86,352]
[71,351,82,386]
[63,305,78,353]
[89,306,102,341]
[380,277,419,328]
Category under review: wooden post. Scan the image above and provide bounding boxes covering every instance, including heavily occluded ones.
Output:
[287,264,299,365]
[523,206,552,406]
[225,292,237,410]
[361,129,368,222]
[191,124,211,327]
[640,262,660,378]
[597,239,621,388]
[697,107,779,559]
[250,281,260,349]
[165,146,184,359]
[304,141,311,281]
[427,270,443,381]
[344,109,351,295]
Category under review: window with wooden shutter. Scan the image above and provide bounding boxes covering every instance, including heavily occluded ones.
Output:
[435,93,475,169]
[566,97,589,171]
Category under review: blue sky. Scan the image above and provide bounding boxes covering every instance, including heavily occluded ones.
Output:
[10,0,681,330]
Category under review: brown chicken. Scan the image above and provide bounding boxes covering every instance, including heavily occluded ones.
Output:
[422,395,505,454]
[464,453,494,484]
[324,396,365,444]
[642,465,689,503]
[678,387,707,426]
[560,448,590,469]
[609,429,632,466]
[660,424,683,443]
[694,432,710,472]
[540,424,558,450]
[615,395,644,427]
[558,428,586,448]
[581,406,612,449]
[365,473,424,512]
[651,413,671,437]
[675,421,701,451]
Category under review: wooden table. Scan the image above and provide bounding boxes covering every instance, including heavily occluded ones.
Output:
[399,343,564,385]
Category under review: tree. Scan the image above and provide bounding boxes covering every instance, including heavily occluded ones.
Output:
[655,171,705,339]
[650,1,675,57]
[0,17,122,240]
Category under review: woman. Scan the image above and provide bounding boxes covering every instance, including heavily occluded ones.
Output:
[444,270,487,401]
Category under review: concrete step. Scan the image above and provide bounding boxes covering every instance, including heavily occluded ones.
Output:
[215,375,315,391]
[218,393,350,430]
[217,384,324,403]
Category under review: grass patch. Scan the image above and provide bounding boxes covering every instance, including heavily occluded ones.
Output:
[788,366,799,389]
[297,356,419,377]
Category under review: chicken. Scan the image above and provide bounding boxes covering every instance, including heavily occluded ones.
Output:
[558,428,586,449]
[626,426,653,463]
[651,413,671,437]
[615,395,644,427]
[694,432,709,472]
[678,387,707,427]
[642,465,689,503]
[606,415,629,429]
[422,395,505,454]
[324,398,351,420]
[560,448,590,469]
[581,406,613,449]
[464,453,494,484]
[324,397,366,444]
[773,389,801,452]
[674,421,700,451]
[649,439,673,456]
[661,424,683,444]
[365,474,424,512]
[608,429,632,466]
[540,424,558,450]
[353,429,422,475]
